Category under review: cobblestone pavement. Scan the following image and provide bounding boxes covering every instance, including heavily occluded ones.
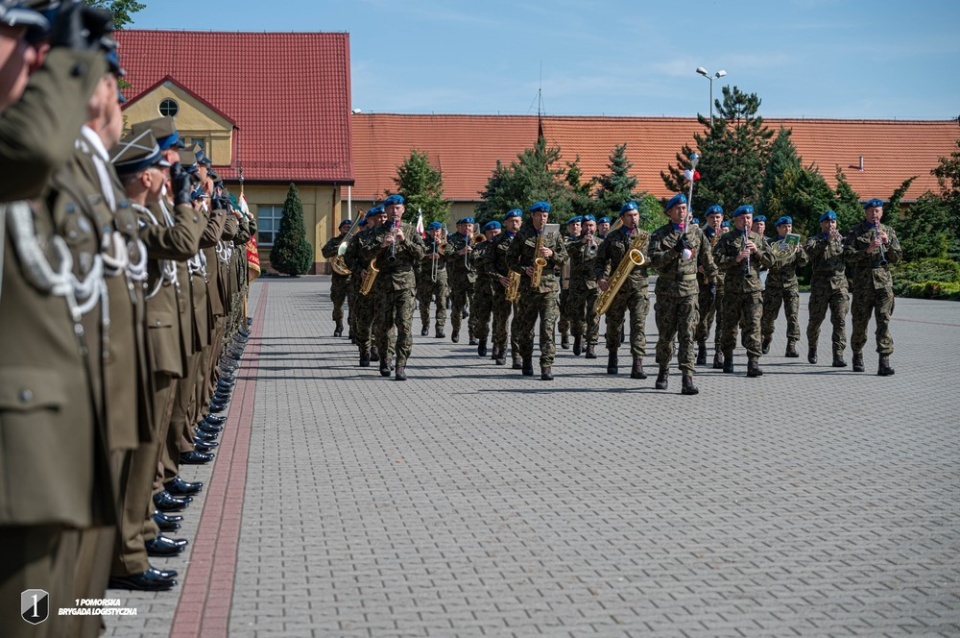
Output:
[106,276,960,638]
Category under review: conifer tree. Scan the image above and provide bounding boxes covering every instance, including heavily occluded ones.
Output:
[270,183,313,276]
[759,127,802,216]
[594,143,646,219]
[393,149,450,225]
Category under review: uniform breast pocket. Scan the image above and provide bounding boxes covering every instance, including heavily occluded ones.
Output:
[147,311,181,375]
[0,368,67,413]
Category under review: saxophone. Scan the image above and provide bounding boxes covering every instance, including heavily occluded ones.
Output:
[359,257,379,296]
[529,231,547,289]
[595,229,649,315]
[504,270,521,302]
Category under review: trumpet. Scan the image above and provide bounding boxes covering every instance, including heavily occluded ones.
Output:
[872,223,888,266]
[430,229,447,283]
[330,213,366,276]
[584,232,599,258]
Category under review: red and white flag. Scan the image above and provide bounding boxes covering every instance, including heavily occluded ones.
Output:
[415,208,425,237]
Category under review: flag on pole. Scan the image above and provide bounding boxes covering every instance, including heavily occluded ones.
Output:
[240,193,261,281]
[682,169,701,182]
[415,208,425,238]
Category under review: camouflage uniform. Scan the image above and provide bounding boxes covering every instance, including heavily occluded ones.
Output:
[805,231,849,361]
[566,235,601,351]
[444,231,477,341]
[844,221,902,357]
[487,230,520,364]
[648,224,717,375]
[506,225,569,369]
[469,239,496,348]
[360,221,425,370]
[593,226,650,359]
[761,240,809,351]
[320,231,351,334]
[346,228,376,359]
[713,229,776,365]
[556,235,576,345]
[418,237,448,336]
[695,227,724,364]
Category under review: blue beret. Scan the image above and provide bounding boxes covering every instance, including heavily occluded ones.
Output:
[358,219,368,227]
[775,216,792,226]
[819,210,837,222]
[753,215,766,223]
[733,205,754,218]
[339,218,352,227]
[567,216,583,225]
[457,216,475,225]
[504,209,522,220]
[427,221,443,231]
[691,218,700,225]
[582,214,596,222]
[529,201,551,213]
[483,221,502,231]
[598,217,611,224]
[665,193,687,210]
[367,205,384,217]
[721,220,731,228]
[383,194,405,206]
[620,201,639,215]
[705,204,723,216]
[864,198,884,209]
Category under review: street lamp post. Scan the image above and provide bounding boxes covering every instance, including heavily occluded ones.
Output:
[696,67,726,128]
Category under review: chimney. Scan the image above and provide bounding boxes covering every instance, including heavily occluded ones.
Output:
[859,155,864,172]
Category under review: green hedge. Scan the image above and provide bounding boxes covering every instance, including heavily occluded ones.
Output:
[892,258,960,300]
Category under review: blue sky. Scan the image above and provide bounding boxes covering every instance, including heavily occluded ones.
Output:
[132,0,960,120]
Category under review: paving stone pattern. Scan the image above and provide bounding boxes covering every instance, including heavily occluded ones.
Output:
[110,276,960,637]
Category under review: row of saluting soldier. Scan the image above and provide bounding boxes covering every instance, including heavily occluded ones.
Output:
[322,194,901,389]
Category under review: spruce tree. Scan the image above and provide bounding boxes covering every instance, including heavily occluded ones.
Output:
[594,143,646,219]
[764,163,836,238]
[270,183,313,276]
[759,127,802,216]
[393,149,450,225]
[566,155,596,218]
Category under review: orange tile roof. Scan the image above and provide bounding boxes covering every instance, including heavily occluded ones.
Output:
[352,114,958,203]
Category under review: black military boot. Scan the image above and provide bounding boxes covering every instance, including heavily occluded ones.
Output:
[761,336,771,355]
[421,325,429,336]
[334,321,343,337]
[469,337,479,346]
[573,335,582,356]
[379,359,391,377]
[832,353,847,368]
[395,365,407,381]
[585,344,597,359]
[436,327,445,338]
[878,355,895,376]
[631,357,647,380]
[359,351,371,367]
[785,341,799,358]
[606,351,618,375]
[713,350,724,370]
[655,367,668,390]
[370,346,380,362]
[521,356,534,377]
[696,341,707,366]
[495,350,506,366]
[808,348,818,364]
[560,334,570,350]
[477,339,487,357]
[451,331,460,343]
[746,358,763,377]
[541,366,554,381]
[512,354,523,370]
[681,373,699,395]
[853,352,865,372]
[722,352,734,374]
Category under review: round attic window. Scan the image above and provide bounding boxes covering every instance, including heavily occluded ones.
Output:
[159,98,179,117]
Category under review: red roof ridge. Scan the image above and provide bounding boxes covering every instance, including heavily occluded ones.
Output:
[123,75,238,127]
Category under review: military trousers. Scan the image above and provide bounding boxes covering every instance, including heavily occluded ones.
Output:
[655,293,700,374]
[470,282,495,342]
[720,290,764,359]
[376,286,416,367]
[330,274,350,326]
[603,286,648,357]
[491,289,517,356]
[353,284,377,355]
[851,284,895,355]
[807,281,848,357]
[762,286,801,344]
[695,285,723,351]
[557,288,572,337]
[568,285,600,345]
[515,289,559,367]
[418,276,448,334]
[449,279,475,338]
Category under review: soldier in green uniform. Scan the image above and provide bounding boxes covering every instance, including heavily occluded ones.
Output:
[470,220,501,357]
[0,4,118,633]
[557,215,581,351]
[418,221,448,338]
[444,216,477,344]
[713,205,777,377]
[844,198,902,375]
[348,208,382,366]
[594,201,650,378]
[648,194,717,395]
[761,215,809,357]
[695,205,724,367]
[567,214,600,359]
[321,218,353,337]
[804,210,849,367]
[506,201,568,380]
[487,209,522,366]
[360,194,425,380]
[596,216,611,240]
